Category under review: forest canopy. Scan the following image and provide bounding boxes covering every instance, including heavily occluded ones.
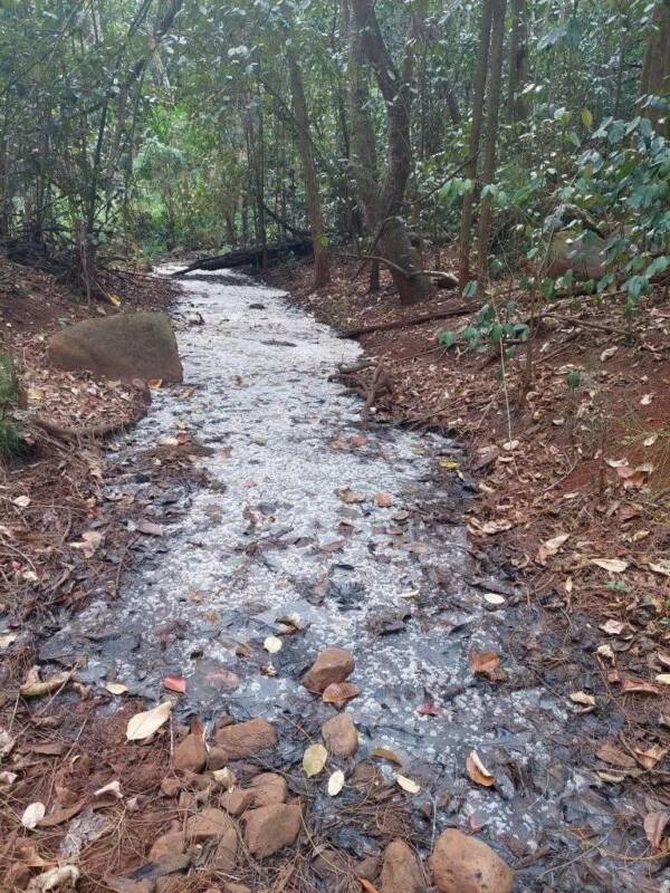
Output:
[0,0,668,304]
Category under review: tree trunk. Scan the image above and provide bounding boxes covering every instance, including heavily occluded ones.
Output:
[458,0,494,289]
[641,0,670,137]
[287,50,331,289]
[507,0,529,122]
[348,0,431,305]
[477,0,508,285]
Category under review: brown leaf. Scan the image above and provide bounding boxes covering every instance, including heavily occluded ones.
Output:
[416,702,440,716]
[635,744,667,771]
[596,741,636,769]
[370,747,402,766]
[163,674,186,694]
[644,810,670,851]
[20,668,73,699]
[359,880,381,893]
[466,750,495,787]
[621,677,659,696]
[38,800,86,828]
[322,682,361,709]
[375,492,393,508]
[470,651,504,682]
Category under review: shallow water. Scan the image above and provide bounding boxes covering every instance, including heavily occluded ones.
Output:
[42,270,656,890]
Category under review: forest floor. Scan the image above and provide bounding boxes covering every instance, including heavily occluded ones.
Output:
[0,256,669,893]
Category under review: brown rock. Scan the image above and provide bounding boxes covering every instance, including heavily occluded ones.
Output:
[156,879,183,893]
[173,732,207,773]
[211,826,238,872]
[302,647,355,693]
[244,804,302,858]
[214,718,277,760]
[380,839,426,893]
[153,852,191,877]
[220,789,254,816]
[4,862,31,890]
[248,772,287,806]
[160,778,181,797]
[106,879,154,893]
[313,848,353,890]
[356,854,380,881]
[149,831,186,862]
[185,808,234,842]
[49,312,183,382]
[207,746,229,770]
[321,713,359,757]
[429,830,513,893]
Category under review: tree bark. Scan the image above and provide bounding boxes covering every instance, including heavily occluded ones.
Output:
[287,49,331,289]
[507,0,529,122]
[347,0,431,305]
[477,0,508,285]
[641,0,670,137]
[458,0,494,289]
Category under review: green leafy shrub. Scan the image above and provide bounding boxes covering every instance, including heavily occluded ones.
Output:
[439,303,530,352]
[0,355,26,462]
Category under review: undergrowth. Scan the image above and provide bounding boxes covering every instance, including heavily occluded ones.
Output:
[0,354,26,462]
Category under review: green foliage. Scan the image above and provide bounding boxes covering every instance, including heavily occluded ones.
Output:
[0,355,25,462]
[439,303,530,352]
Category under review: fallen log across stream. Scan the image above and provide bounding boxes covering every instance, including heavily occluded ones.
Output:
[171,238,313,277]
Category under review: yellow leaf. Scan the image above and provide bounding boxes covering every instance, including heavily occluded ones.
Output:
[126,701,172,741]
[581,108,594,129]
[107,292,122,307]
[303,743,328,777]
[395,774,421,794]
[147,378,163,390]
[590,558,629,573]
[104,682,128,696]
[327,769,345,796]
[466,750,495,787]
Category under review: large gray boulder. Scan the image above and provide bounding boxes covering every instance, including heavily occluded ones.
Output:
[49,312,183,382]
[547,231,608,281]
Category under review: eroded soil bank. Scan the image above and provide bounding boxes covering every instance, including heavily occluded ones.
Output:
[2,269,664,892]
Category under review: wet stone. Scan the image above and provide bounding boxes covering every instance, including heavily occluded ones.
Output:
[321,712,359,757]
[243,803,302,858]
[302,647,355,693]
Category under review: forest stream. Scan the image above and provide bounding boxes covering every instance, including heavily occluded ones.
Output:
[34,270,657,892]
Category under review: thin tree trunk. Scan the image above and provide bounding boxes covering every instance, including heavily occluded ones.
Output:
[641,0,670,137]
[477,0,508,285]
[348,0,431,305]
[458,0,494,289]
[287,49,330,289]
[507,0,528,122]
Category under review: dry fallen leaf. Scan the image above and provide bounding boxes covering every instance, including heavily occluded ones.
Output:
[470,651,504,682]
[69,530,103,558]
[596,741,636,769]
[303,743,328,778]
[322,681,361,708]
[358,880,382,893]
[600,346,618,362]
[466,750,495,787]
[621,677,659,696]
[371,747,402,765]
[26,866,80,892]
[327,769,345,797]
[590,558,629,573]
[20,668,72,698]
[644,810,670,851]
[263,635,283,654]
[600,619,626,636]
[104,681,129,696]
[395,774,421,794]
[126,701,172,741]
[163,674,186,694]
[635,744,667,771]
[375,492,393,508]
[212,768,236,790]
[569,691,596,712]
[21,801,46,829]
[536,533,570,565]
[650,560,670,578]
[656,674,670,686]
[336,487,365,505]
